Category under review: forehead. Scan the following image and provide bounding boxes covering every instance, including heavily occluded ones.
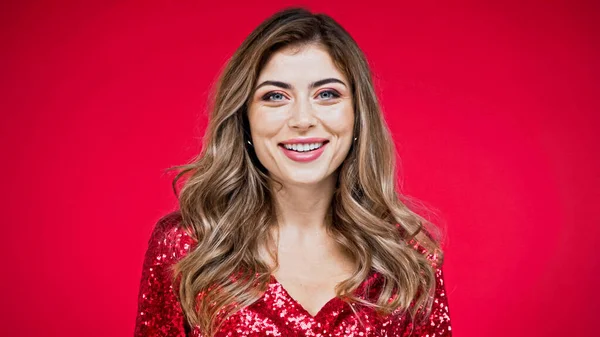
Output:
[256,44,348,84]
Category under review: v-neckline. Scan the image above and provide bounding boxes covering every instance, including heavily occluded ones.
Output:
[268,275,340,319]
[268,271,378,320]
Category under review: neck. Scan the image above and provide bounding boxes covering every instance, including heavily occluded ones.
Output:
[270,173,337,233]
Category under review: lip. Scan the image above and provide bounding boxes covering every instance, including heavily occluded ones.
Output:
[279,142,328,162]
[279,137,329,145]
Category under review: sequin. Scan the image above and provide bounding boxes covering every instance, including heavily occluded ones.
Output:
[134,212,452,336]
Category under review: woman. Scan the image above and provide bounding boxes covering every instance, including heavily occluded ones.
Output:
[135,7,452,337]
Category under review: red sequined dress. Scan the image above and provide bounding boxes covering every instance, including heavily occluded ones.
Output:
[134,212,452,336]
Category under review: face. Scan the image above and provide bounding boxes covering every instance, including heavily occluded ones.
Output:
[247,44,354,187]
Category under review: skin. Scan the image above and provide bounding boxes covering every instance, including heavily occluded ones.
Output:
[247,43,356,316]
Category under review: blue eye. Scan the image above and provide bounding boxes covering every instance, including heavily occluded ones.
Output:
[318,90,341,100]
[263,92,286,101]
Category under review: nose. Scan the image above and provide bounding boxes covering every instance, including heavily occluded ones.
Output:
[287,98,317,130]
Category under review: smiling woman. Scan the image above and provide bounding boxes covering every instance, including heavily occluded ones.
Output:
[134,7,452,337]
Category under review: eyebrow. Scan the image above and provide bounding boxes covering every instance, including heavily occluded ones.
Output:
[254,78,347,91]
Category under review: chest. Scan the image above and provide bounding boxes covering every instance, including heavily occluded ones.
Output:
[188,270,407,337]
[270,243,355,316]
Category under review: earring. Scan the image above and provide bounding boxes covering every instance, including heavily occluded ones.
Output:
[354,137,358,142]
[247,140,253,146]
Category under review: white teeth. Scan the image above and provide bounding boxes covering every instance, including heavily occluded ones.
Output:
[283,142,324,152]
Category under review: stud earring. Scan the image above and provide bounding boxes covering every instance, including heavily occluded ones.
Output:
[247,140,253,146]
[354,137,358,142]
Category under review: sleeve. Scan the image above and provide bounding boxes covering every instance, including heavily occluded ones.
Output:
[403,264,453,337]
[134,213,194,337]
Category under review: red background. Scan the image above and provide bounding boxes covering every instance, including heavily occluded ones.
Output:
[1,1,598,336]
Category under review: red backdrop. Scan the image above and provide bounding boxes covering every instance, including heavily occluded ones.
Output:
[2,1,598,336]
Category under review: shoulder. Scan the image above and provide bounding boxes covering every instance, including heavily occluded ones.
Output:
[135,211,195,336]
[144,210,198,266]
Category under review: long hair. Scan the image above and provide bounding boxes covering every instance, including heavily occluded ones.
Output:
[169,7,444,336]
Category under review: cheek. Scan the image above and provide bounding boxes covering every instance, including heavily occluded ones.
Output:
[248,108,287,139]
[322,105,354,134]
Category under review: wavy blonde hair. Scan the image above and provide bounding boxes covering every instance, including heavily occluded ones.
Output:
[169,7,444,336]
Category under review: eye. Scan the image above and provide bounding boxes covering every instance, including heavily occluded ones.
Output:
[262,92,287,102]
[317,90,341,100]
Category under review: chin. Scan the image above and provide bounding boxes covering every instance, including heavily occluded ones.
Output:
[284,171,330,185]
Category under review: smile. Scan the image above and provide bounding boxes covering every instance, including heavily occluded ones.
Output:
[278,141,329,162]
[282,142,325,152]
